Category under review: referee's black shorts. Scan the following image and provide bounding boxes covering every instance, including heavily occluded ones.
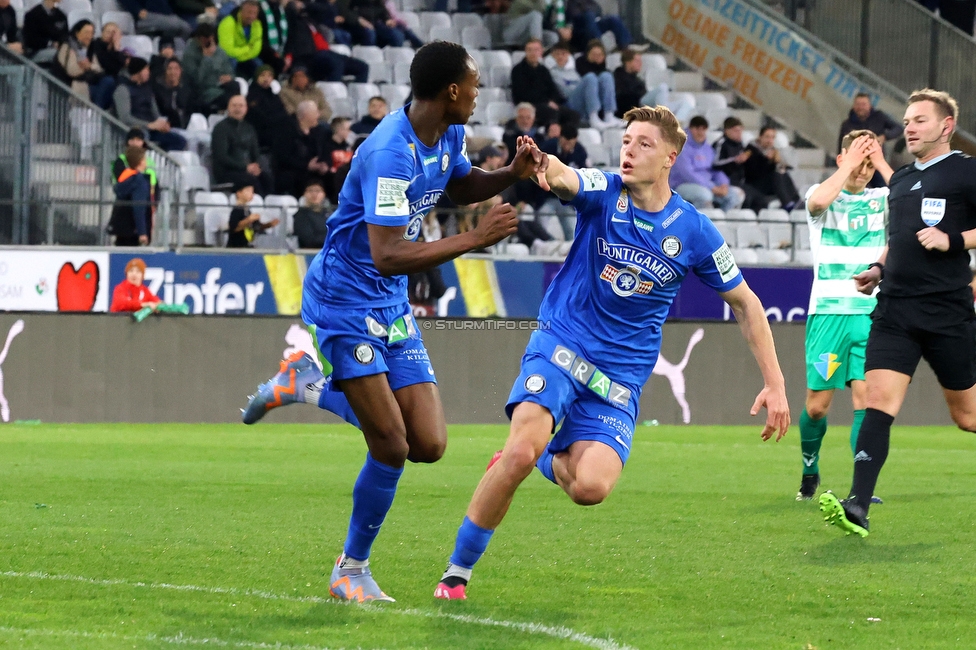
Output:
[865,288,976,391]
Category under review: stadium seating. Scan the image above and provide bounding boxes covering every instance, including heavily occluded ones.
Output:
[101,10,134,34]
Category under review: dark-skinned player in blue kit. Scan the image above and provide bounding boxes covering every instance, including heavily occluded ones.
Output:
[241,40,549,602]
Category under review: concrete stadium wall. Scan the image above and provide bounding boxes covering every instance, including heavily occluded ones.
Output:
[0,313,955,427]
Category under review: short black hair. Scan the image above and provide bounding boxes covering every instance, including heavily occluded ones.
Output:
[561,123,579,140]
[722,116,742,130]
[689,115,708,129]
[305,179,325,191]
[410,41,473,101]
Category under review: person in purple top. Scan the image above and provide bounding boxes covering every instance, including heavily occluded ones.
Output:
[670,115,745,212]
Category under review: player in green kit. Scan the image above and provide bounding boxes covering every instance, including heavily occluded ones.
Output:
[796,130,894,500]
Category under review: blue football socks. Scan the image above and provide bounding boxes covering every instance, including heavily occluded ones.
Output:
[344,453,403,561]
[449,516,495,570]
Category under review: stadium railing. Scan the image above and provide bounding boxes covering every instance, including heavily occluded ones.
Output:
[0,44,182,247]
[782,0,976,140]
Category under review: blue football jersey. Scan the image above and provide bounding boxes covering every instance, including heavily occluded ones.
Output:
[539,168,743,386]
[304,105,472,307]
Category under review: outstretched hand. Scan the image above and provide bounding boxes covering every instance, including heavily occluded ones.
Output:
[512,135,550,190]
[752,384,790,441]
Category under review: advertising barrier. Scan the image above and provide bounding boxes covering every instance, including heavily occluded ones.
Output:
[1,250,814,320]
[0,313,953,425]
[0,251,110,313]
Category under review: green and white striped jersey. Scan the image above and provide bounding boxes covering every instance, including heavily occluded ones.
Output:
[806,184,889,315]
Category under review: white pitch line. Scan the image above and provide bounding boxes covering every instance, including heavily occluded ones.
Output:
[0,570,636,650]
[0,625,374,650]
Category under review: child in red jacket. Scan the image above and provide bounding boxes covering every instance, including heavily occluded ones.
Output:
[110,257,161,312]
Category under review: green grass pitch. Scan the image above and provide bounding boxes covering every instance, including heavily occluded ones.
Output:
[2,422,975,649]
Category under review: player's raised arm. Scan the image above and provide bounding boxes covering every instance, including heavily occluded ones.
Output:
[719,282,791,441]
[529,151,581,201]
[807,134,875,216]
[445,136,548,205]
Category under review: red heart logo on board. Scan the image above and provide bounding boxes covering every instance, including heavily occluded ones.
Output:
[56,261,99,311]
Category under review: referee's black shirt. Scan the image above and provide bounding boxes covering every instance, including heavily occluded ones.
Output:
[884,151,976,297]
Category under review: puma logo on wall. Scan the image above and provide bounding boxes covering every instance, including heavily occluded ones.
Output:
[652,328,704,424]
[0,319,25,422]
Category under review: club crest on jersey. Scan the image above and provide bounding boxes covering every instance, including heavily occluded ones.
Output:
[869,199,880,212]
[661,235,682,258]
[616,189,629,212]
[524,374,546,393]
[354,343,375,365]
[921,197,945,226]
[441,152,450,172]
[404,215,424,240]
[600,264,653,296]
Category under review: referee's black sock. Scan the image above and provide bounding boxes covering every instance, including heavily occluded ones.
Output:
[848,408,894,511]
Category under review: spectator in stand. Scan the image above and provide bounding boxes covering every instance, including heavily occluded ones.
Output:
[218,0,263,80]
[292,179,330,249]
[303,0,351,45]
[211,94,272,195]
[285,3,370,83]
[91,22,128,80]
[671,115,745,211]
[511,38,576,128]
[838,92,903,151]
[227,179,279,248]
[53,20,116,110]
[110,258,161,312]
[153,58,192,129]
[351,95,387,135]
[108,145,153,246]
[572,39,622,128]
[383,0,423,47]
[537,122,586,239]
[246,64,290,151]
[712,116,765,212]
[273,100,330,196]
[502,102,546,165]
[548,39,618,131]
[743,126,800,212]
[488,0,556,49]
[182,22,239,116]
[330,0,380,46]
[114,57,187,151]
[320,116,353,203]
[149,36,175,80]
[22,0,68,62]
[117,0,191,38]
[0,0,23,54]
[279,66,331,118]
[349,0,408,47]
[612,48,694,123]
[256,0,289,76]
[565,0,632,53]
[112,128,157,195]
[170,0,218,27]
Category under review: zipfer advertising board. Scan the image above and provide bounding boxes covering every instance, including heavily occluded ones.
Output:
[1,250,814,320]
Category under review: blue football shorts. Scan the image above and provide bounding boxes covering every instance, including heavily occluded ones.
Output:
[303,298,437,392]
[506,332,639,464]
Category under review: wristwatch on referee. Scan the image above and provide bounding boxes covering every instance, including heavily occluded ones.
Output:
[867,262,884,279]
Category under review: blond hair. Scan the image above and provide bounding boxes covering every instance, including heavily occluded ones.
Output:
[908,88,959,122]
[622,105,687,153]
[840,128,878,152]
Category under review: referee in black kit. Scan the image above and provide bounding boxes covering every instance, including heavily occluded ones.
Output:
[820,89,976,537]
